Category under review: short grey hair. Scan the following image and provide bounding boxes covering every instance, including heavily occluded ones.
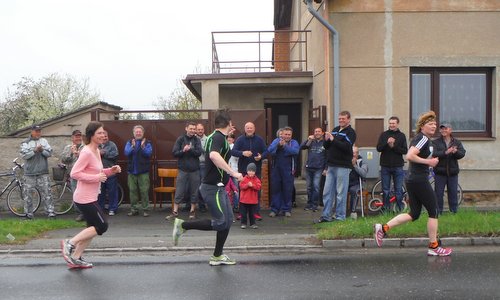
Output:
[133,125,145,133]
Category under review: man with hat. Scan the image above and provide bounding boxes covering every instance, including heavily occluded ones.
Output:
[20,125,54,219]
[61,129,85,221]
[432,123,466,214]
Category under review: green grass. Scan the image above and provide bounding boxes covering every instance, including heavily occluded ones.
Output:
[0,218,82,244]
[316,209,500,240]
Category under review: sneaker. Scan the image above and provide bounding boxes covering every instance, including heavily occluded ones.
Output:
[108,211,115,216]
[172,218,185,246]
[374,223,385,247]
[285,212,291,217]
[165,211,178,220]
[143,212,149,217]
[314,217,331,224]
[269,211,277,218]
[240,224,247,229]
[251,224,258,229]
[304,207,311,211]
[60,239,74,263]
[312,207,318,212]
[25,213,34,220]
[189,211,196,220]
[427,246,453,257]
[68,257,93,269]
[209,254,236,266]
[350,212,357,220]
[48,212,56,218]
[75,214,84,221]
[254,213,262,221]
[127,211,139,216]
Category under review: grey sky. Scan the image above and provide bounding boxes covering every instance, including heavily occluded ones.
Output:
[0,0,273,109]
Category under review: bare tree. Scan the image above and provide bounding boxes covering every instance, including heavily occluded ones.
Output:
[0,73,100,135]
[153,80,201,119]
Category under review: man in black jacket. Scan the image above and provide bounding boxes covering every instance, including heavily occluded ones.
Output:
[317,111,356,222]
[166,122,202,220]
[433,123,466,214]
[376,116,408,212]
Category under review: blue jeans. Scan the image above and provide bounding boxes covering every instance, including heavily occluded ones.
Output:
[434,174,459,213]
[381,166,405,211]
[321,166,349,221]
[98,175,119,212]
[305,168,322,209]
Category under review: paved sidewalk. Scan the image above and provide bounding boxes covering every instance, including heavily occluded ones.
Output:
[0,193,325,254]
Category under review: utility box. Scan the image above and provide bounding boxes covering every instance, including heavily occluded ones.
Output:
[359,147,380,179]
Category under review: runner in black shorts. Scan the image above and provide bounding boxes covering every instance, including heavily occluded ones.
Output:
[374,111,452,256]
[172,109,243,265]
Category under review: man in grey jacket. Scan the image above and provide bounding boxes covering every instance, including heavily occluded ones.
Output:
[20,125,54,219]
[61,129,85,221]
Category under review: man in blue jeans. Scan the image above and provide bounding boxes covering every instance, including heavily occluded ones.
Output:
[300,127,326,212]
[376,116,408,212]
[317,111,356,223]
[432,123,466,214]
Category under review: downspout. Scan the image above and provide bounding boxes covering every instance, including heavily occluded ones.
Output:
[304,0,340,127]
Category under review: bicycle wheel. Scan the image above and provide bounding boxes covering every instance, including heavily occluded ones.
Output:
[117,183,124,207]
[51,183,74,215]
[7,184,41,217]
[371,180,383,200]
[371,180,408,206]
[368,198,383,212]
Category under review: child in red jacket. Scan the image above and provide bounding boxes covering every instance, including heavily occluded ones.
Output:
[239,163,262,229]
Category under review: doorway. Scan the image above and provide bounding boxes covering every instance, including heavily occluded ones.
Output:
[265,102,302,176]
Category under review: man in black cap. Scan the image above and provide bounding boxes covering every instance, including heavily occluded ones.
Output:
[20,125,54,219]
[61,129,85,221]
[432,123,466,214]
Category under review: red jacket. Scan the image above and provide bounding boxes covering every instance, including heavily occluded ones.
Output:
[239,175,261,205]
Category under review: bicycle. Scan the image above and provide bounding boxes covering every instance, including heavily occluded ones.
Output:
[369,179,408,213]
[50,164,125,214]
[370,168,464,213]
[50,164,74,214]
[2,158,41,217]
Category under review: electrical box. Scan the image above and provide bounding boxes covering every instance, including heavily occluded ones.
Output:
[358,147,380,179]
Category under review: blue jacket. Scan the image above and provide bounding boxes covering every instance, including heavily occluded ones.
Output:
[300,138,326,170]
[124,139,153,175]
[268,138,299,174]
[232,134,268,176]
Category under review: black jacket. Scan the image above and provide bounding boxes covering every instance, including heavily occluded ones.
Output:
[432,136,466,176]
[376,129,408,168]
[324,125,356,169]
[172,134,202,172]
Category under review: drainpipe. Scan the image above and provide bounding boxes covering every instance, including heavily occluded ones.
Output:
[304,0,340,127]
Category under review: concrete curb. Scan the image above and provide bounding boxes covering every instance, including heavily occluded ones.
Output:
[1,237,498,256]
[322,237,500,248]
[0,244,324,256]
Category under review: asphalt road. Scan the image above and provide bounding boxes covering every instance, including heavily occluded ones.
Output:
[1,247,498,300]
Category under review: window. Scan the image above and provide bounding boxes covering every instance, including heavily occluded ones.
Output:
[410,68,492,137]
